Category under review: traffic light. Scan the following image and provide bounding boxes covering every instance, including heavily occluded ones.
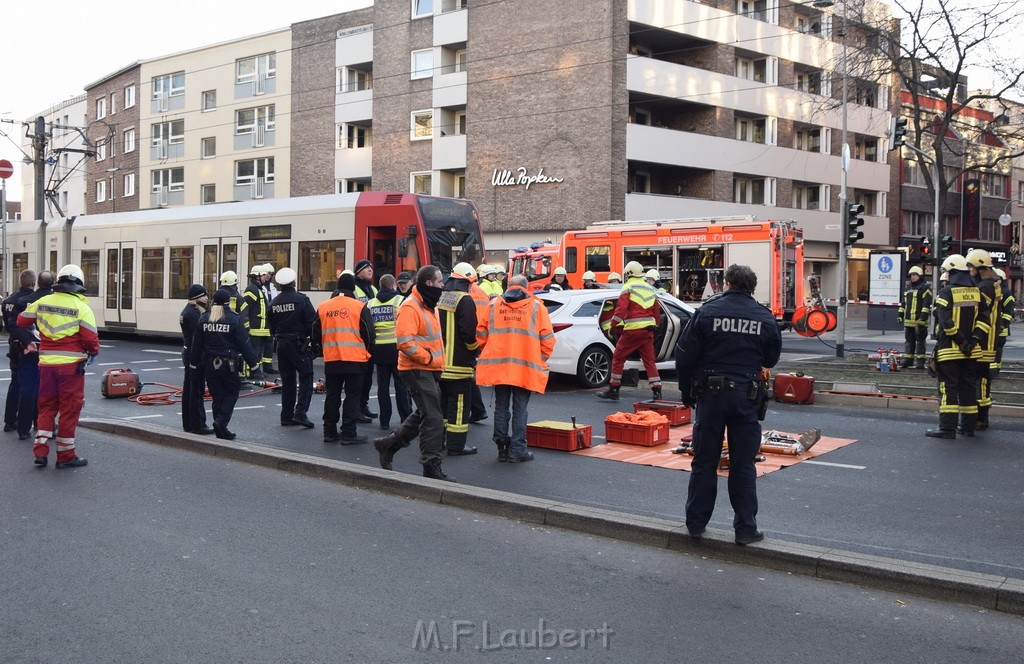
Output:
[845,204,865,246]
[940,235,954,255]
[920,236,930,260]
[889,117,908,150]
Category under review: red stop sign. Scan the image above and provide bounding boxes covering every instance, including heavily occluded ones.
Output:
[0,159,13,180]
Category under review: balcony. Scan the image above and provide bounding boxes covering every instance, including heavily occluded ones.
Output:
[336,88,373,124]
[335,147,372,180]
[432,134,467,171]
[433,71,467,109]
[336,25,373,66]
[433,8,467,46]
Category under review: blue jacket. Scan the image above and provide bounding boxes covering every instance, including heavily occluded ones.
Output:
[189,309,258,368]
[675,289,781,388]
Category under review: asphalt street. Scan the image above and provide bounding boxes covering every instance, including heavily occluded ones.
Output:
[19,332,1021,582]
[2,432,1022,664]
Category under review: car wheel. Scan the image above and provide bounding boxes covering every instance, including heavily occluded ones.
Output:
[577,345,612,388]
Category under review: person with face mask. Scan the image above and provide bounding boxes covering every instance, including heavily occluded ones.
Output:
[180,284,213,435]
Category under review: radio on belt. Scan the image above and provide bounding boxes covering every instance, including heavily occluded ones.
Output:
[100,368,143,398]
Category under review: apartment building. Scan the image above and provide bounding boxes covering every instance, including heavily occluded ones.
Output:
[896,89,1017,290]
[84,64,142,216]
[20,94,89,222]
[290,0,896,293]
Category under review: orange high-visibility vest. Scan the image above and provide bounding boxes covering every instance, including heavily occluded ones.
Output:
[476,287,555,394]
[396,289,444,372]
[469,282,490,327]
[317,296,371,363]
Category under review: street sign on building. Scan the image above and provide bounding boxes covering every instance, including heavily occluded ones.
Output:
[0,159,14,180]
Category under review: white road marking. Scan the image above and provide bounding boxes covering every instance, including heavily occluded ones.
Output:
[133,360,159,364]
[142,367,172,372]
[802,460,866,470]
[97,362,126,366]
[99,344,114,348]
[123,414,163,420]
[234,405,265,411]
[143,349,180,355]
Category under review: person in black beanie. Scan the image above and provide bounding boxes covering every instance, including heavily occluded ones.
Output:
[352,258,378,420]
[179,284,213,435]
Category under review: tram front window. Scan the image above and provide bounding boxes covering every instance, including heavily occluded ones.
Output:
[417,197,483,275]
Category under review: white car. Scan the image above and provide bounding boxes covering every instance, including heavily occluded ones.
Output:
[536,289,696,388]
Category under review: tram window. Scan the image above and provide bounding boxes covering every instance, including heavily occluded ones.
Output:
[248,243,289,277]
[106,249,118,309]
[12,253,28,295]
[81,251,100,297]
[202,245,218,294]
[222,244,238,276]
[142,248,164,299]
[169,247,193,299]
[49,251,58,274]
[298,241,345,291]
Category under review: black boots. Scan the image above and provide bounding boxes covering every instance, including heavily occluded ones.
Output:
[925,429,956,439]
[422,459,454,481]
[495,437,511,462]
[373,433,403,470]
[596,386,620,401]
[55,457,88,469]
[652,385,662,401]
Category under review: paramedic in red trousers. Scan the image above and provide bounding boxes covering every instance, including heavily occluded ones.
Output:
[179,284,213,435]
[373,265,453,481]
[352,259,379,422]
[476,274,555,463]
[597,261,662,401]
[18,265,99,469]
[437,262,481,456]
[676,265,781,545]
[315,272,375,444]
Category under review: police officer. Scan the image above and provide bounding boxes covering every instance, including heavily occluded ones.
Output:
[179,284,213,435]
[367,274,412,430]
[269,267,317,428]
[241,265,273,376]
[437,262,481,456]
[675,264,781,545]
[927,254,982,438]
[897,265,932,369]
[3,270,35,433]
[11,270,54,441]
[189,289,260,440]
[352,259,379,421]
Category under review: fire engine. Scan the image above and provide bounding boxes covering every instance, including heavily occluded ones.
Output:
[510,215,805,324]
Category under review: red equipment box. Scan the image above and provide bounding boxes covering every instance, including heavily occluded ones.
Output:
[633,400,692,426]
[526,420,593,451]
[773,372,815,404]
[100,368,142,398]
[604,417,671,447]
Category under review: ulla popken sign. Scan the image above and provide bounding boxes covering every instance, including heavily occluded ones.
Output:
[491,167,564,190]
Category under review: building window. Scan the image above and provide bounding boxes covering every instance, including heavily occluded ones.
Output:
[96,180,106,202]
[410,110,433,140]
[455,49,468,73]
[903,159,927,187]
[412,0,434,18]
[1018,180,1024,204]
[123,173,135,197]
[110,92,117,115]
[979,218,1002,241]
[152,72,185,99]
[737,0,768,22]
[236,158,275,186]
[454,174,466,198]
[123,128,136,153]
[337,67,372,93]
[981,173,1006,198]
[299,241,346,291]
[124,84,136,109]
[338,179,370,193]
[854,191,878,216]
[201,184,216,205]
[202,90,217,111]
[792,182,821,210]
[201,137,217,158]
[734,176,776,205]
[630,171,650,194]
[153,168,185,193]
[411,49,434,79]
[141,248,164,299]
[455,111,466,135]
[152,120,185,146]
[735,117,767,144]
[96,98,107,119]
[904,212,933,237]
[236,105,275,134]
[854,138,878,162]
[236,53,276,84]
[411,171,432,195]
[96,140,107,162]
[338,124,371,149]
[795,127,822,152]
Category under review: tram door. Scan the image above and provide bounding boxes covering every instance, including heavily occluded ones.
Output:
[104,241,137,326]
[200,237,243,296]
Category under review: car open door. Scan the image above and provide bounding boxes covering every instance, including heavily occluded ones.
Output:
[656,299,691,361]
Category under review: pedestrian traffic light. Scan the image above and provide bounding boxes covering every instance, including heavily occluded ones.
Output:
[920,236,930,260]
[845,204,865,246]
[940,235,954,255]
[889,117,908,150]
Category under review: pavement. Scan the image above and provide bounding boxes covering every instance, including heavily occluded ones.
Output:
[74,416,1024,617]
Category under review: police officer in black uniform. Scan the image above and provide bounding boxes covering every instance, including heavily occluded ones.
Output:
[675,264,781,546]
[3,270,36,434]
[11,270,53,440]
[189,289,260,440]
[179,284,213,435]
[268,267,317,428]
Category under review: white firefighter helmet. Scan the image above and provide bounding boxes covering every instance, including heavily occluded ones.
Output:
[993,268,1006,280]
[965,248,993,268]
[220,270,238,286]
[624,261,645,279]
[940,254,967,272]
[607,272,622,283]
[57,264,85,286]
[275,267,297,286]
[908,266,924,276]
[645,269,659,280]
[553,266,567,276]
[582,271,597,281]
[477,264,495,278]
[451,262,478,282]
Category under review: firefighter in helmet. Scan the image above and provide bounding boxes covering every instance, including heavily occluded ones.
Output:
[897,265,932,369]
